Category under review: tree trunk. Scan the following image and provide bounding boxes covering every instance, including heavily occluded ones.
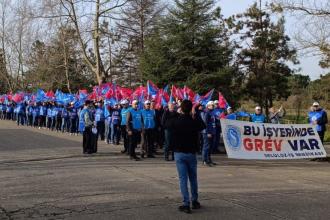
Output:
[60,28,72,93]
[93,0,103,85]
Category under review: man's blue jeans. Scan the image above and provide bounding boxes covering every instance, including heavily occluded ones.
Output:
[202,133,209,163]
[174,152,198,206]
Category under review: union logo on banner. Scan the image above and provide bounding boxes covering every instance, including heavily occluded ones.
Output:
[225,125,241,151]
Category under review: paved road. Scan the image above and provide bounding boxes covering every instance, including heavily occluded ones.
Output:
[0,119,330,220]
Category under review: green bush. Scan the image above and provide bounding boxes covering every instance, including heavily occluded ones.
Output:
[324,131,330,142]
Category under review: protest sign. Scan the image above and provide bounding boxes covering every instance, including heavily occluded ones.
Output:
[221,119,327,160]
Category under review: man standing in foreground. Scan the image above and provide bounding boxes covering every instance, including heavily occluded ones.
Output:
[165,100,206,214]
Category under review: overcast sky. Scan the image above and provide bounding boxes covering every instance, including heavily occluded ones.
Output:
[219,0,329,80]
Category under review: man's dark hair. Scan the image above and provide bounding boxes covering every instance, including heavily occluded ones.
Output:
[85,100,92,106]
[181,100,192,114]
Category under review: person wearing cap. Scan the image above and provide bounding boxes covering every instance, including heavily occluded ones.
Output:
[61,104,70,133]
[200,101,217,166]
[268,106,285,124]
[165,100,206,214]
[126,100,142,160]
[50,103,58,131]
[141,100,156,158]
[32,103,40,127]
[0,101,6,120]
[46,103,53,129]
[39,102,48,129]
[68,103,79,135]
[250,106,266,123]
[120,99,130,154]
[308,102,328,143]
[226,107,237,120]
[212,100,223,154]
[94,101,105,141]
[104,102,112,144]
[55,104,63,132]
[111,103,121,145]
[79,100,94,154]
[16,101,26,126]
[26,102,33,126]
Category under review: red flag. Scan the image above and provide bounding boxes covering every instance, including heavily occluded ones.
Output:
[171,85,184,100]
[46,90,55,98]
[119,87,133,99]
[79,89,88,95]
[7,92,12,101]
[218,92,228,108]
[12,93,24,103]
[132,86,147,99]
[105,87,114,99]
[183,86,195,101]
[88,91,97,101]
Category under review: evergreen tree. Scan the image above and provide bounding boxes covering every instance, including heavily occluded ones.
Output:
[140,0,241,99]
[236,2,297,113]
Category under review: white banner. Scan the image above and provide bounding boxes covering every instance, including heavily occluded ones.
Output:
[220,119,327,160]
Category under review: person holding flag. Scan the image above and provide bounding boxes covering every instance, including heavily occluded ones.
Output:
[32,103,40,127]
[68,102,79,135]
[0,101,6,120]
[46,103,53,129]
[250,106,266,123]
[201,101,217,166]
[51,104,58,131]
[226,107,237,120]
[104,103,112,144]
[26,102,33,126]
[39,102,47,129]
[61,104,70,133]
[141,100,156,158]
[95,101,106,141]
[16,102,26,126]
[111,103,121,145]
[126,100,142,161]
[120,99,130,154]
[212,100,223,154]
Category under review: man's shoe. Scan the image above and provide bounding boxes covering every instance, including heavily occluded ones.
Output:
[121,150,127,154]
[141,153,145,158]
[147,155,155,158]
[165,157,170,161]
[203,161,212,167]
[192,201,201,209]
[210,161,217,165]
[178,205,191,214]
[130,156,140,161]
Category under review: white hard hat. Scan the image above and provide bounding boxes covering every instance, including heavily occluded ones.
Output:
[207,101,214,106]
[120,99,129,105]
[144,100,151,105]
[255,106,261,110]
[213,100,219,104]
[313,102,320,106]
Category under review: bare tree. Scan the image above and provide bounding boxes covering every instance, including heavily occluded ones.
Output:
[0,0,13,91]
[58,0,128,85]
[274,0,330,68]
